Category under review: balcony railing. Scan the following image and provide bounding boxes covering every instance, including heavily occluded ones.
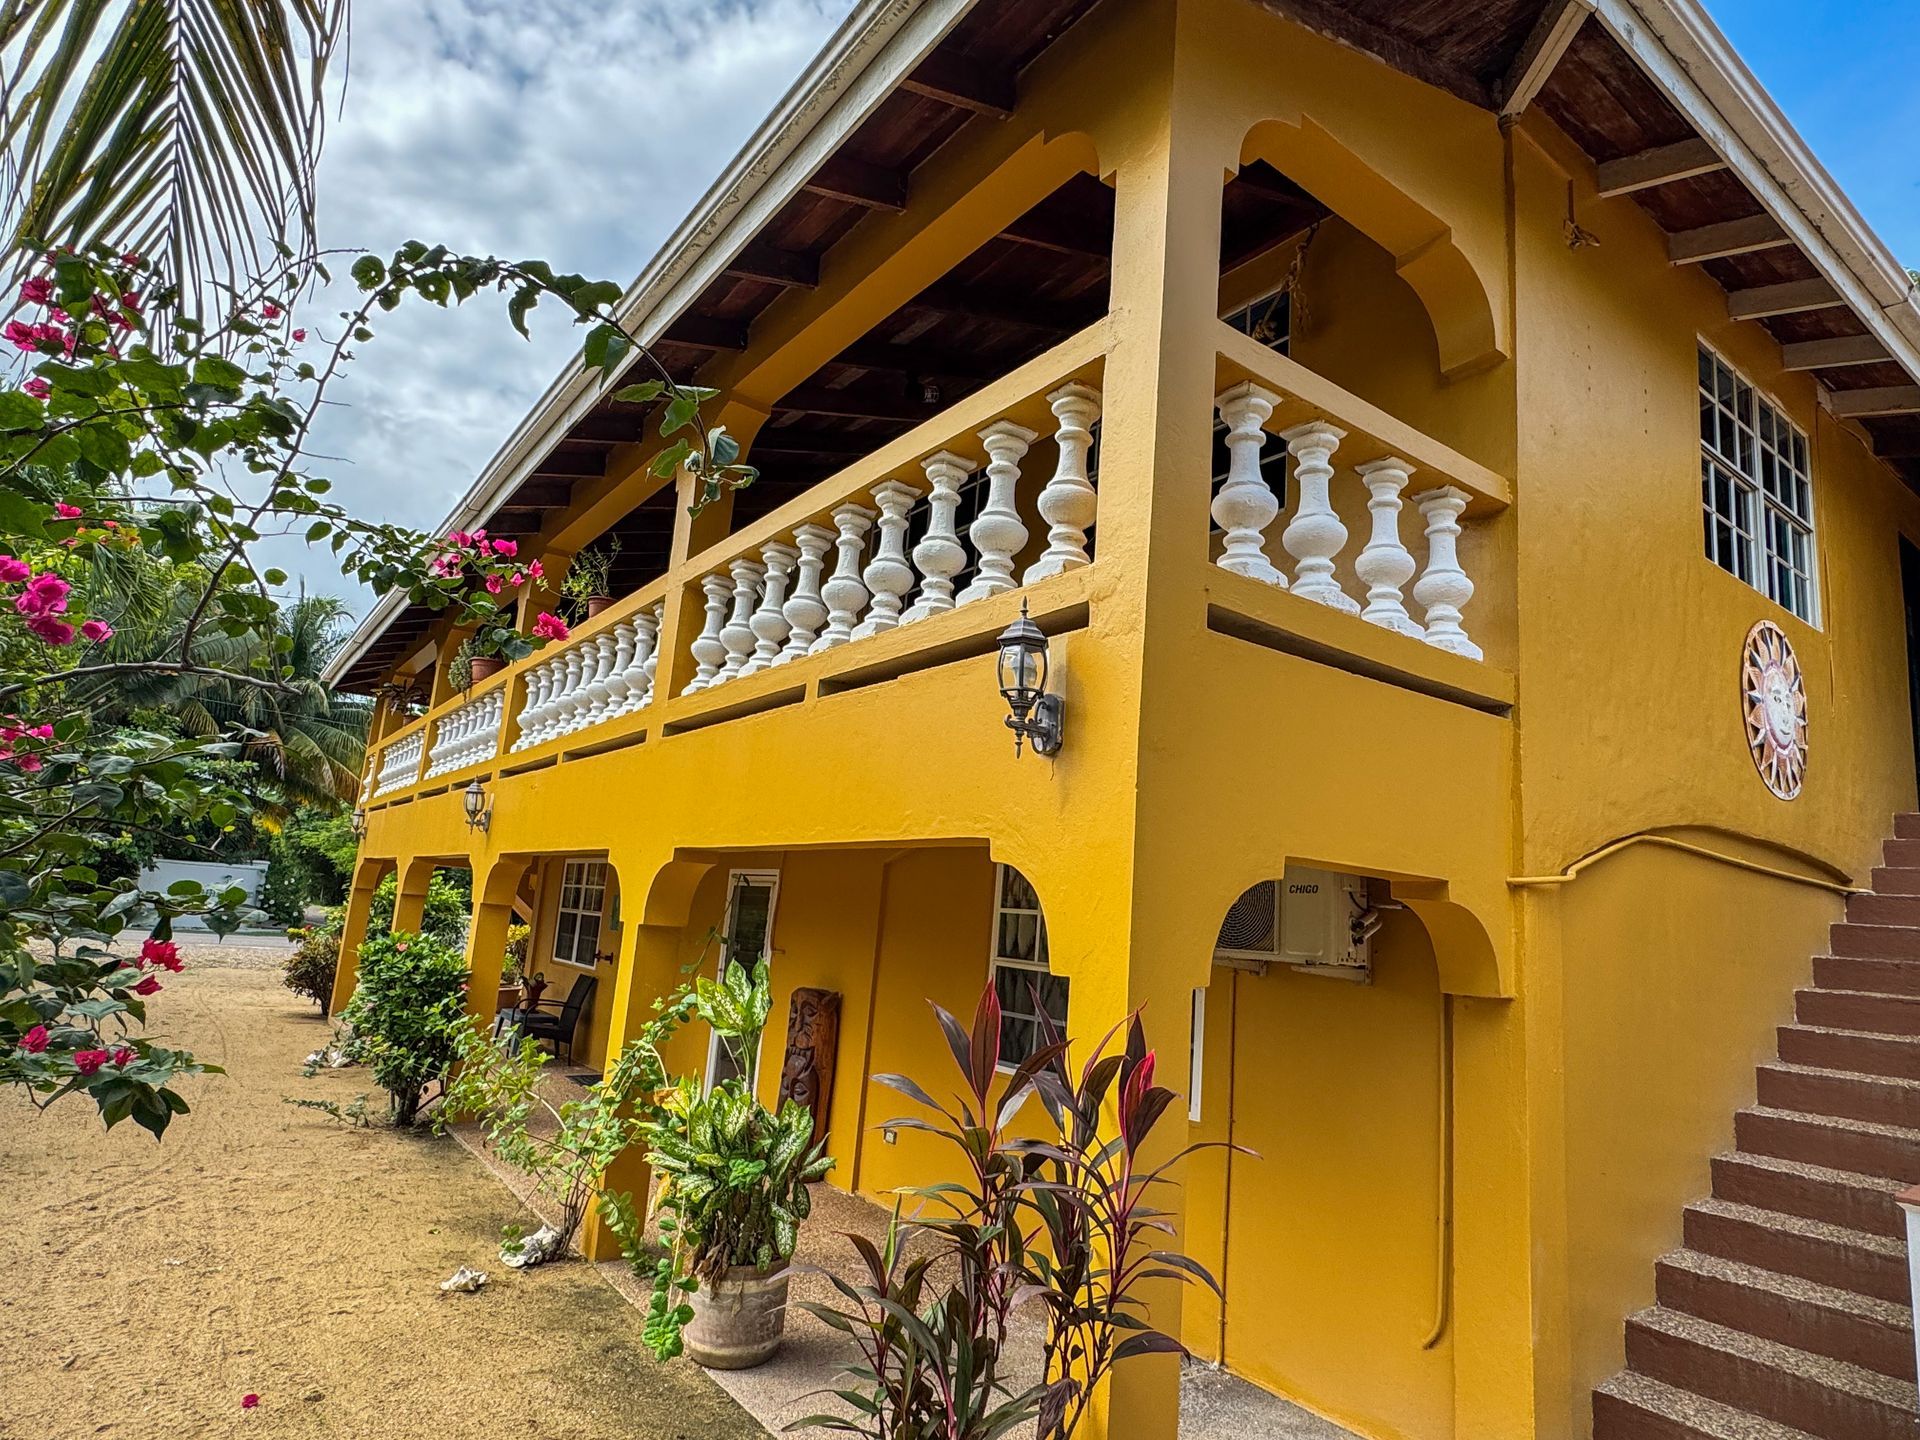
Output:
[511,601,663,752]
[371,727,426,797]
[425,685,506,778]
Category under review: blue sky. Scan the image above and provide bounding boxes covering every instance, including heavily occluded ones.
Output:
[281,0,1920,616]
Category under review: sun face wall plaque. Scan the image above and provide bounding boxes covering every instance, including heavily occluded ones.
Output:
[1741,620,1807,800]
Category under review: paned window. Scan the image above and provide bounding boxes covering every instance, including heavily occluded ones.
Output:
[550,859,607,970]
[991,865,1065,1068]
[1699,345,1817,622]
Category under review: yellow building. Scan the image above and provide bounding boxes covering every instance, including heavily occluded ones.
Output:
[325,1,1920,1436]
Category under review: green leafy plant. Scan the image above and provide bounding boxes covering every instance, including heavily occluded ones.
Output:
[501,923,532,987]
[796,986,1227,1440]
[368,871,471,948]
[283,917,340,1016]
[559,537,621,608]
[445,637,476,694]
[337,929,468,1126]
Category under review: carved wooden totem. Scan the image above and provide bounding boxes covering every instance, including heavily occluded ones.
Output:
[777,987,841,1146]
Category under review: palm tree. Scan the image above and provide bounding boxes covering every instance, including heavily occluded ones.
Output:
[0,0,347,314]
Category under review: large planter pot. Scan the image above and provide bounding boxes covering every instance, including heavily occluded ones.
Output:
[683,1263,791,1369]
[495,984,519,1011]
[585,594,614,618]
[469,654,505,682]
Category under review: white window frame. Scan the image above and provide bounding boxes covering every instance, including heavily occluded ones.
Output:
[1188,987,1206,1124]
[990,863,1065,1072]
[1699,342,1819,625]
[1221,282,1292,355]
[549,858,608,972]
[707,869,780,1090]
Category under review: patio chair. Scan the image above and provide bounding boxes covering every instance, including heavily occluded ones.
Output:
[511,973,597,1064]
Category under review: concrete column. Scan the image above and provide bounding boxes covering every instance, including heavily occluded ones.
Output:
[464,857,531,1026]
[328,859,392,1015]
[390,856,437,934]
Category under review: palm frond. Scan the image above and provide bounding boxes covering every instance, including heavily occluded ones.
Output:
[0,0,348,323]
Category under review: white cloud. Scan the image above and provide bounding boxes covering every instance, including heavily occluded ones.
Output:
[276,0,854,614]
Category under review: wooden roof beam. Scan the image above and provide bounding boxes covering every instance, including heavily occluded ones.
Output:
[902,282,1097,336]
[1871,437,1920,462]
[528,449,605,479]
[751,426,897,459]
[659,315,750,352]
[723,243,820,289]
[835,337,999,380]
[901,52,1015,119]
[774,385,939,422]
[1828,385,1920,419]
[1669,214,1793,265]
[1595,137,1726,198]
[1781,335,1890,371]
[1727,278,1843,321]
[1247,0,1490,110]
[998,208,1112,259]
[1499,0,1593,118]
[564,412,646,446]
[803,155,907,212]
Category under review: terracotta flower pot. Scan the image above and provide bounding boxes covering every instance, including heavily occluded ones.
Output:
[683,1263,791,1369]
[469,654,505,682]
[585,595,614,618]
[495,984,519,1011]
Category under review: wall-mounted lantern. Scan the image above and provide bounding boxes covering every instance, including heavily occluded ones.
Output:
[463,778,493,834]
[995,601,1064,758]
[350,807,368,840]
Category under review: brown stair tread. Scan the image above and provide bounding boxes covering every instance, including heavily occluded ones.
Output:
[1739,1104,1920,1150]
[1686,1197,1906,1261]
[1714,1149,1905,1199]
[1760,1060,1920,1091]
[1628,1306,1919,1413]
[1660,1248,1914,1332]
[1594,1371,1821,1440]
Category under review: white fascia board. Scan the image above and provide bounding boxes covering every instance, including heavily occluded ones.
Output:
[1593,0,1920,375]
[328,0,972,686]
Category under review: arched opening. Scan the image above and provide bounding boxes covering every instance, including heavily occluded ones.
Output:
[1184,873,1455,1440]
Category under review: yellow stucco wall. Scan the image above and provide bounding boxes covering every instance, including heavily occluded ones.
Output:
[338,2,1920,1438]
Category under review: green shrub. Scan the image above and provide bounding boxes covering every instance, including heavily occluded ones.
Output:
[340,930,469,1125]
[283,923,341,1017]
[368,871,472,947]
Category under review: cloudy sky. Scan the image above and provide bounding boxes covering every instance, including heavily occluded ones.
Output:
[286,0,1920,618]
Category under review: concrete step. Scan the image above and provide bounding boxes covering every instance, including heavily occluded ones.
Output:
[1884,839,1920,869]
[1870,867,1920,895]
[1593,1371,1822,1440]
[1683,1197,1909,1303]
[1815,955,1920,997]
[1796,988,1920,1038]
[1736,1106,1920,1183]
[1850,892,1920,927]
[1894,814,1920,841]
[1712,1151,1906,1239]
[1656,1248,1915,1382]
[1756,1062,1920,1129]
[1833,924,1920,961]
[1779,1024,1920,1082]
[1624,1306,1917,1440]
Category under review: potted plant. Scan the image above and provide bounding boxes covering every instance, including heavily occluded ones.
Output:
[560,537,620,618]
[620,958,832,1368]
[496,922,530,1011]
[520,967,549,1010]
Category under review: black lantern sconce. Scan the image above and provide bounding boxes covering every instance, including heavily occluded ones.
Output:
[995,601,1064,758]
[463,777,493,834]
[350,806,368,840]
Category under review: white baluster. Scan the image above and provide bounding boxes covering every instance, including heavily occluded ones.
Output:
[811,503,876,653]
[1024,383,1101,583]
[854,481,923,639]
[1212,383,1285,586]
[718,560,765,682]
[601,622,636,715]
[531,657,563,744]
[1353,458,1424,638]
[777,524,835,663]
[957,421,1037,605]
[743,542,797,676]
[639,602,664,705]
[577,630,618,729]
[612,619,648,714]
[1412,486,1481,660]
[903,451,971,623]
[512,663,547,749]
[1279,420,1358,614]
[684,574,732,693]
[550,647,584,736]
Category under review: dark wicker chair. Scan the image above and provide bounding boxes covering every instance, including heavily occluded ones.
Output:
[506,973,597,1064]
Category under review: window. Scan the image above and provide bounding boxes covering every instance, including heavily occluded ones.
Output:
[1699,345,1818,623]
[991,865,1066,1068]
[1222,286,1291,354]
[551,859,608,969]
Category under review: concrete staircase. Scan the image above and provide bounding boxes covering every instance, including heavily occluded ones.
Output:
[1592,815,1920,1440]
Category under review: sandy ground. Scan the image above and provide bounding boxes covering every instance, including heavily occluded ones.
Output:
[0,957,763,1440]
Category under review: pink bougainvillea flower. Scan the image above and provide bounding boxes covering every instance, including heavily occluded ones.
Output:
[15,572,69,615]
[241,1394,260,1410]
[490,538,517,557]
[393,941,409,952]
[3,320,37,352]
[18,277,52,306]
[140,938,183,973]
[122,253,142,268]
[72,1049,108,1075]
[110,1046,136,1067]
[28,724,52,740]
[14,754,40,773]
[261,301,282,320]
[429,551,464,579]
[132,975,162,996]
[527,559,545,580]
[448,530,472,548]
[122,290,142,309]
[80,619,113,642]
[52,502,81,520]
[484,574,503,595]
[533,612,569,642]
[21,377,49,400]
[0,556,29,584]
[291,328,307,342]
[19,1025,49,1054]
[510,570,525,587]
[26,615,74,645]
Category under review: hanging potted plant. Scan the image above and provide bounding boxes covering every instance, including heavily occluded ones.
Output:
[623,958,833,1368]
[561,537,620,618]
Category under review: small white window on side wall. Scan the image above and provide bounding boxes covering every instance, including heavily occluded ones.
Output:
[991,864,1066,1069]
[1699,344,1818,624]
[551,858,607,970]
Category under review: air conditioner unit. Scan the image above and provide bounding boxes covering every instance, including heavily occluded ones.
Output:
[1213,866,1378,980]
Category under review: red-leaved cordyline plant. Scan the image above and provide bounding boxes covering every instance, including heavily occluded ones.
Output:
[795,984,1236,1440]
